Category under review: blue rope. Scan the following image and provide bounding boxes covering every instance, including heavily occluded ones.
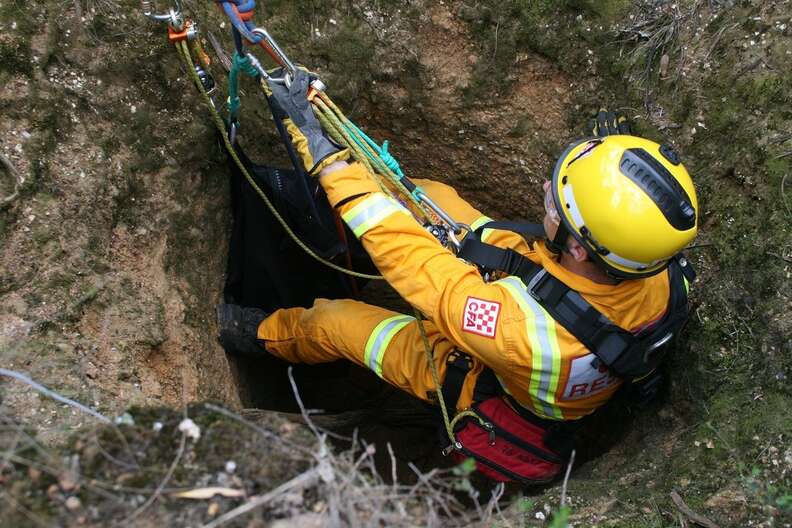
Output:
[218,0,262,44]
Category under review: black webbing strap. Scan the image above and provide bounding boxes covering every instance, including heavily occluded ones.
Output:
[522,266,635,370]
[471,220,547,240]
[441,351,472,412]
[457,221,546,274]
[457,220,692,379]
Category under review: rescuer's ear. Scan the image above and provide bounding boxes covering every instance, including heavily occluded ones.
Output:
[567,237,590,263]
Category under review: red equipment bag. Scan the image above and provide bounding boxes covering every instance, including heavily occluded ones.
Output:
[450,397,566,484]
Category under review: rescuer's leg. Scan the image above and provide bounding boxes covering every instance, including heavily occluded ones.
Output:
[257,298,482,407]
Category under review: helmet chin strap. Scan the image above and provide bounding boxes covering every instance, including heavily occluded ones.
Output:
[545,221,570,255]
[547,221,625,283]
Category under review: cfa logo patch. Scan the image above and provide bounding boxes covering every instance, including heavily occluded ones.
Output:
[462,297,501,338]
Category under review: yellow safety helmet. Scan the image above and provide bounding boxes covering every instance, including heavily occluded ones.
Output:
[549,135,698,278]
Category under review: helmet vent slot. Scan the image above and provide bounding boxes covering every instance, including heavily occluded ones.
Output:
[619,148,696,231]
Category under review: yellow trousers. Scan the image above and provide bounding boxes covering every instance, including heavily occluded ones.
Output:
[257,298,485,410]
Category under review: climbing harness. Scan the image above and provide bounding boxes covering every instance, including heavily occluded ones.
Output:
[457,220,695,380]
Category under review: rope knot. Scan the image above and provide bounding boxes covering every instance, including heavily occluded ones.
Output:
[232,51,259,77]
[215,0,261,43]
[379,140,403,175]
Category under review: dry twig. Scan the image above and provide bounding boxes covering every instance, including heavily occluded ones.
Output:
[201,468,321,528]
[0,153,23,209]
[0,369,111,424]
[204,403,313,458]
[670,491,720,528]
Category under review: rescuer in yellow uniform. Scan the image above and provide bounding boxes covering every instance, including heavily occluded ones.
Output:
[218,71,697,449]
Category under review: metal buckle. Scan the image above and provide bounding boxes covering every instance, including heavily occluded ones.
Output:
[250,27,297,79]
[643,332,673,363]
[526,268,549,301]
[441,441,463,456]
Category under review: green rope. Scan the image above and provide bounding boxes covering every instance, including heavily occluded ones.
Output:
[313,93,430,216]
[414,309,489,451]
[227,52,258,124]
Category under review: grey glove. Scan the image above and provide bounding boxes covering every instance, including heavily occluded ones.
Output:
[266,69,348,174]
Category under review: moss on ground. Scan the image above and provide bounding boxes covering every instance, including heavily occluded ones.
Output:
[0,405,314,526]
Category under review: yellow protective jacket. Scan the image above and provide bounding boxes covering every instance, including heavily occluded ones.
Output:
[315,162,671,420]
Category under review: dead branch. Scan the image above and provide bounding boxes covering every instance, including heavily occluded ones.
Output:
[670,491,720,528]
[201,467,320,528]
[765,251,792,263]
[206,31,232,72]
[0,368,111,424]
[286,366,322,440]
[561,449,576,507]
[387,441,398,484]
[0,153,23,210]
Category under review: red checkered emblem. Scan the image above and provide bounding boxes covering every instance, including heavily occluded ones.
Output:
[462,297,501,338]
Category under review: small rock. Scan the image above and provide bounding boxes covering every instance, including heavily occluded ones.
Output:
[65,496,82,511]
[47,484,61,500]
[224,460,237,474]
[59,474,78,492]
[115,413,135,426]
[178,418,201,441]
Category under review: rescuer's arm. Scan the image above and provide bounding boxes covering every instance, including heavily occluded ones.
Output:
[411,178,530,253]
[318,162,525,372]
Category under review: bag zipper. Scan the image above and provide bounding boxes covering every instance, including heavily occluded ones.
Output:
[473,407,564,465]
[456,444,556,485]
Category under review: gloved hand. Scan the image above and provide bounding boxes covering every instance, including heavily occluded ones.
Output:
[216,304,270,356]
[586,108,633,137]
[265,68,349,175]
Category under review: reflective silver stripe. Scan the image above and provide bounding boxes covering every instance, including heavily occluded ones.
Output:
[604,251,662,270]
[363,315,414,378]
[496,277,563,419]
[495,373,565,422]
[342,193,408,238]
[562,186,585,228]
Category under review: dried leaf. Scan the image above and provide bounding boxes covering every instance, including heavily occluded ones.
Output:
[171,487,245,500]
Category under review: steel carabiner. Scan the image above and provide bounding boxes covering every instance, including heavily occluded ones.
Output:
[250,27,296,79]
[141,0,184,30]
